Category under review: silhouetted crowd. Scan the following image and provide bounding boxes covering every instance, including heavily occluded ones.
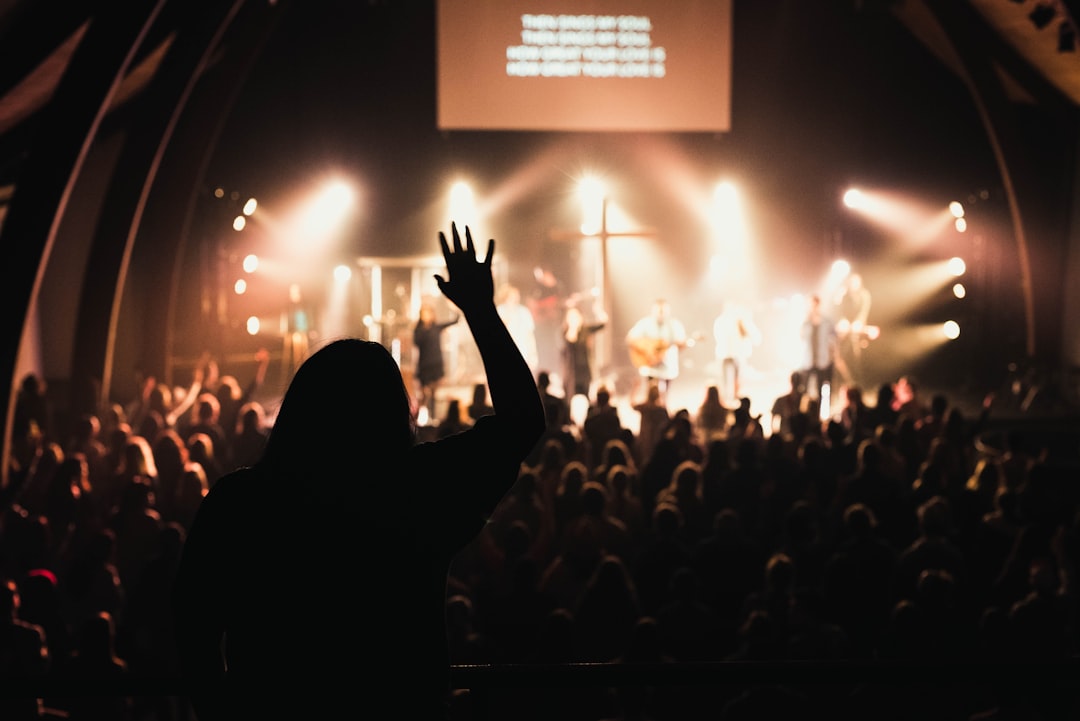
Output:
[2,352,1078,720]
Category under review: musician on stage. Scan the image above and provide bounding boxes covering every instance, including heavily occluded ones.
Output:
[562,301,608,402]
[626,297,688,403]
[800,293,836,404]
[833,272,876,388]
[712,299,762,405]
[527,265,564,374]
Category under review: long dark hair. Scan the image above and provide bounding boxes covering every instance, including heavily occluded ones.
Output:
[260,339,415,476]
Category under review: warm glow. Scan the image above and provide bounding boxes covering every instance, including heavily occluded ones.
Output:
[305,182,354,233]
[842,188,866,209]
[242,254,259,273]
[828,259,851,286]
[243,197,258,216]
[333,264,352,283]
[448,180,477,228]
[578,175,607,236]
[943,320,960,340]
[948,257,967,276]
[842,186,957,248]
[246,316,260,335]
[953,283,966,299]
[954,217,967,233]
[234,278,247,295]
[232,215,247,231]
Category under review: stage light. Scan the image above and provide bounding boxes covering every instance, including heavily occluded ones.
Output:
[232,215,247,231]
[243,198,258,216]
[713,181,737,204]
[953,283,966,299]
[842,188,866,209]
[242,254,258,273]
[828,259,851,286]
[943,320,960,340]
[577,175,606,236]
[948,257,966,276]
[1029,3,1056,29]
[333,264,352,283]
[955,217,967,233]
[448,181,476,227]
[234,279,247,295]
[246,316,260,335]
[949,201,964,218]
[1060,20,1076,51]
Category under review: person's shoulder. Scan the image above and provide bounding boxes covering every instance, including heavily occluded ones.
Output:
[203,465,259,500]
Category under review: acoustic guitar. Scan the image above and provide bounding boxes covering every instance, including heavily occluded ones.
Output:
[627,332,703,369]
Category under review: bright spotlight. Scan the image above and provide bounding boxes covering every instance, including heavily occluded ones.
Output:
[949,201,965,218]
[234,278,247,295]
[713,181,737,203]
[954,217,967,233]
[953,283,966,299]
[246,316,260,335]
[297,180,356,239]
[578,175,606,236]
[232,215,247,231]
[243,198,258,216]
[829,259,852,284]
[333,264,352,283]
[449,181,475,220]
[842,188,866,209]
[242,254,259,273]
[943,320,960,340]
[323,181,354,209]
[947,257,966,276]
[578,175,606,203]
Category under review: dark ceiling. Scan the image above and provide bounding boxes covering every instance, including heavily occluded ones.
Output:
[0,0,1077,195]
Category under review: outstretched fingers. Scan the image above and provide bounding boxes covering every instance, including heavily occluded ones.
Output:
[451,222,464,253]
[464,225,474,256]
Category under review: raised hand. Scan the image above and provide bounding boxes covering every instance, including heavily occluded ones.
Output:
[434,222,495,314]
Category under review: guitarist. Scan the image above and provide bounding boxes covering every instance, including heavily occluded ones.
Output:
[626,297,689,402]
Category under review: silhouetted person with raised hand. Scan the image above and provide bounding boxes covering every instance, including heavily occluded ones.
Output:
[172,222,545,721]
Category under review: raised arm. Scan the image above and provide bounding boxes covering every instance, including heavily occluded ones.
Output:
[435,223,544,457]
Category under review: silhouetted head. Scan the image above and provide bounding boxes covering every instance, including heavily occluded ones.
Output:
[261,339,414,476]
[704,385,721,405]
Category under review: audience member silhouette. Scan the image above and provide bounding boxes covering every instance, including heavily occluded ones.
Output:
[56,610,132,721]
[0,577,50,720]
[770,371,804,441]
[573,554,642,662]
[229,400,270,469]
[437,398,473,439]
[583,386,625,471]
[172,223,545,720]
[467,381,495,422]
[632,382,670,469]
[695,383,728,444]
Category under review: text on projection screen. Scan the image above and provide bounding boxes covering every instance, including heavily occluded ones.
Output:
[437,2,732,133]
